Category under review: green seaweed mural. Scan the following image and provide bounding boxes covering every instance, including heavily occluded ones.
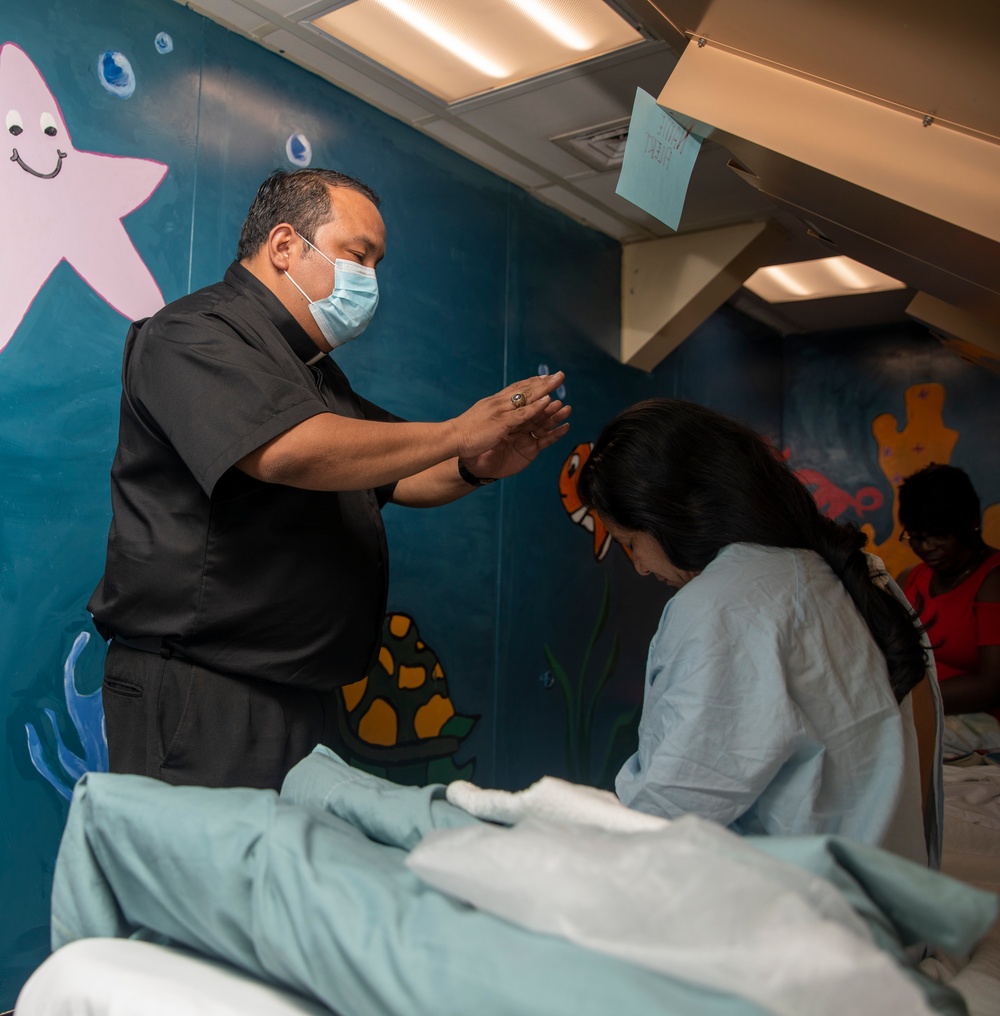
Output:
[544,577,638,789]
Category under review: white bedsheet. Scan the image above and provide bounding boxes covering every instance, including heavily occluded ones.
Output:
[920,763,1000,1016]
[15,938,334,1016]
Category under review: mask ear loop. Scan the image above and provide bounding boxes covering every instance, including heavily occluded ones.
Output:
[282,231,321,304]
[284,269,313,304]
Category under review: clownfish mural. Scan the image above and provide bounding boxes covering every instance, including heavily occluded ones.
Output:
[559,442,613,561]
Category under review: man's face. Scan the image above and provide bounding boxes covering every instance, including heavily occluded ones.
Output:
[288,185,386,345]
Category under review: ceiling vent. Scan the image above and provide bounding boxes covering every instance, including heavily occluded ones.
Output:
[551,117,631,172]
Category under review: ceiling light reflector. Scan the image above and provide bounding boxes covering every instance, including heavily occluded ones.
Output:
[508,0,590,51]
[310,0,644,104]
[377,0,508,78]
[744,256,906,303]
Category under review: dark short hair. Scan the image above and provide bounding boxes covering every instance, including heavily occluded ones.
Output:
[577,398,927,702]
[898,463,981,539]
[236,169,380,261]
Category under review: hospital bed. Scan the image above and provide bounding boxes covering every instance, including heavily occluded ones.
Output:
[14,743,1000,1016]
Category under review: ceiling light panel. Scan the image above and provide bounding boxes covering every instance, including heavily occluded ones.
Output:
[310,0,644,104]
[743,256,906,303]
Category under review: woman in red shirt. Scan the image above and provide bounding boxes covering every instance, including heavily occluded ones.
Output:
[897,464,1000,717]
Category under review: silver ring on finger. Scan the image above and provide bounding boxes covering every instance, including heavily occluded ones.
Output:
[510,392,527,408]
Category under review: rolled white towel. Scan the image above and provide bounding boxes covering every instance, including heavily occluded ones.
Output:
[446,776,669,833]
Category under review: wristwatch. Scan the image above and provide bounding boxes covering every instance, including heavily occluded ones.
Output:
[458,460,496,487]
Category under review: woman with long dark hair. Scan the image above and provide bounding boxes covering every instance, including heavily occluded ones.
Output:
[577,398,930,861]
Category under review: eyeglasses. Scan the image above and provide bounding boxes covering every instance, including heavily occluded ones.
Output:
[898,530,948,547]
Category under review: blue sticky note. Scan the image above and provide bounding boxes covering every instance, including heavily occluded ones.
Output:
[616,88,702,230]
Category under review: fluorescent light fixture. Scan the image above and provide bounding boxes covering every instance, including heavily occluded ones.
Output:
[377,0,507,78]
[743,256,906,303]
[311,0,644,104]
[509,0,590,51]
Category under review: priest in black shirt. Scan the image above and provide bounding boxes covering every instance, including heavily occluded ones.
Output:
[88,168,570,790]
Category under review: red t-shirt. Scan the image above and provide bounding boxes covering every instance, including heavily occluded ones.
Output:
[903,551,1000,712]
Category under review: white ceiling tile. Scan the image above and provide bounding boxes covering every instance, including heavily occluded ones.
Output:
[253,0,329,16]
[258,29,438,123]
[420,120,551,189]
[531,184,641,239]
[452,46,675,178]
[179,0,272,36]
[568,173,674,236]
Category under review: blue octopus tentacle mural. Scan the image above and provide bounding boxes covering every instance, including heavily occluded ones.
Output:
[25,631,108,800]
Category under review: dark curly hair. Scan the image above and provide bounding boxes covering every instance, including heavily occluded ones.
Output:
[236,168,380,261]
[577,398,927,702]
[898,463,983,544]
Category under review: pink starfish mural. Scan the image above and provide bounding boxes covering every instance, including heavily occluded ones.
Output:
[1,42,167,354]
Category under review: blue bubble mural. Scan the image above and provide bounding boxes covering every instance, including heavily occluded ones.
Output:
[538,362,567,400]
[286,131,312,167]
[154,32,173,54]
[97,49,135,98]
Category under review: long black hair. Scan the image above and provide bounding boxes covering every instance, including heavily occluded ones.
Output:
[577,398,926,702]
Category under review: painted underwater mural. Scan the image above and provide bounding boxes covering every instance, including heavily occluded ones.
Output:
[862,383,1000,577]
[0,41,167,353]
[543,578,637,789]
[559,442,612,561]
[26,614,478,796]
[25,632,107,800]
[335,612,478,785]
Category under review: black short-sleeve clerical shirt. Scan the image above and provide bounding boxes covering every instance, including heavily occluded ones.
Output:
[88,262,400,689]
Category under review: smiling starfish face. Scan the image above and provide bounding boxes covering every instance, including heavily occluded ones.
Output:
[0,42,168,354]
[5,49,69,179]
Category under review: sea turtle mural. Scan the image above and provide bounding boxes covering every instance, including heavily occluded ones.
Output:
[335,612,478,784]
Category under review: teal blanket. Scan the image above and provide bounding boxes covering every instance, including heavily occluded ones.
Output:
[50,747,995,1016]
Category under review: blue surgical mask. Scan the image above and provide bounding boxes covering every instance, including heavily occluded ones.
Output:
[285,236,379,348]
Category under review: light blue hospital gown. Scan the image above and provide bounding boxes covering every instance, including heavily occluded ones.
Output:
[617,543,908,845]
